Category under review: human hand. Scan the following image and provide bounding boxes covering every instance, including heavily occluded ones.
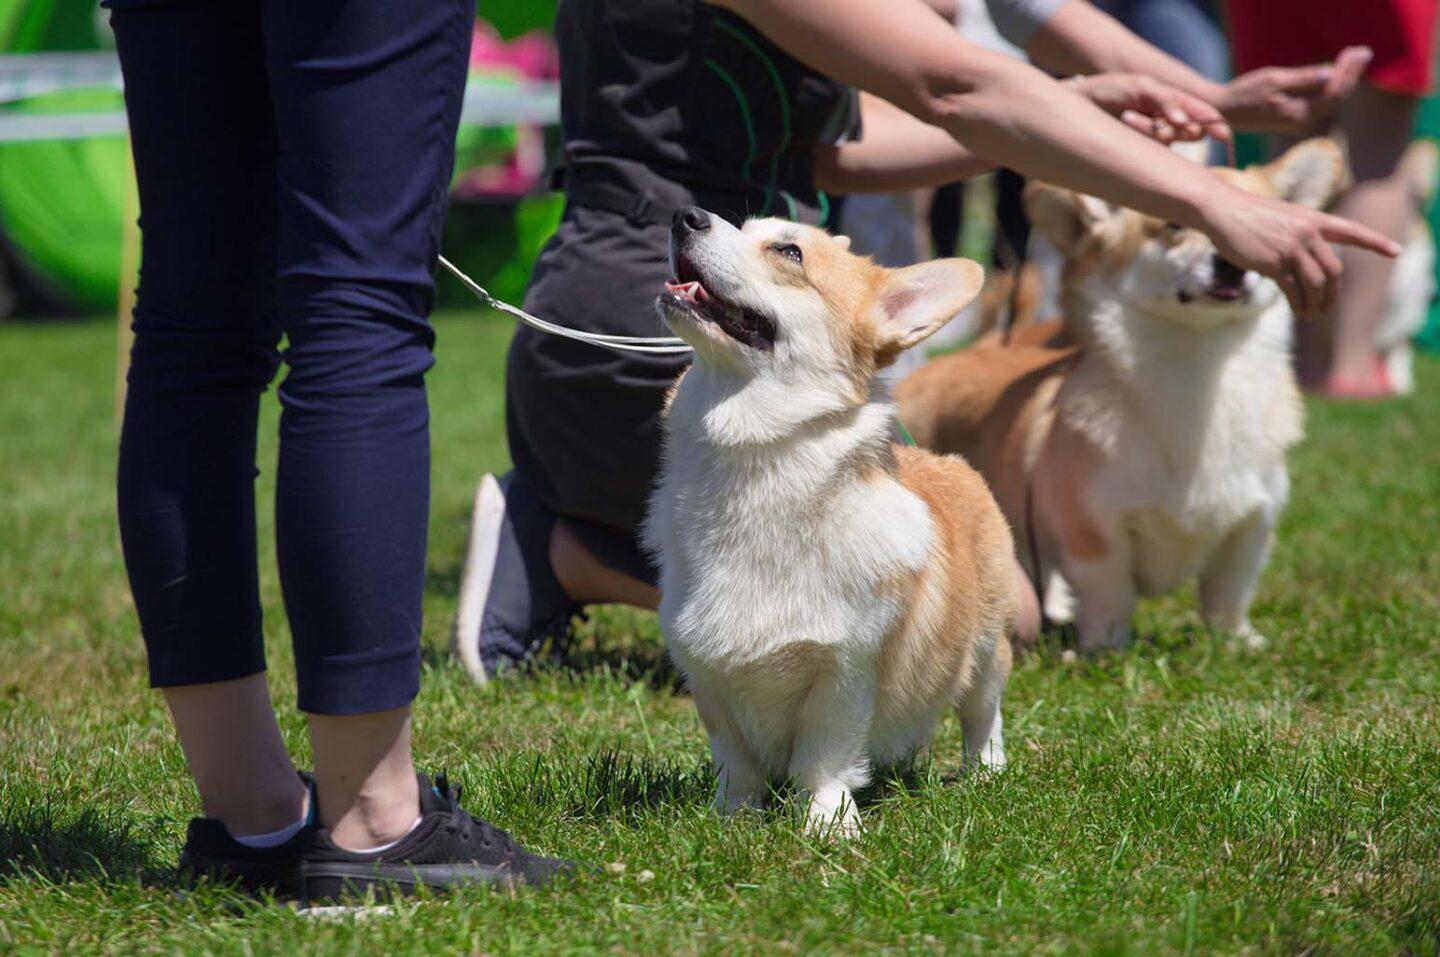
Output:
[1070,73,1232,144]
[1219,46,1372,134]
[1197,186,1399,316]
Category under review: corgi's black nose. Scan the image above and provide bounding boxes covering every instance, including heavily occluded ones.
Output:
[1212,255,1247,287]
[673,205,711,239]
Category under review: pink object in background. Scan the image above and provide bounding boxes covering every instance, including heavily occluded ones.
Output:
[455,21,558,199]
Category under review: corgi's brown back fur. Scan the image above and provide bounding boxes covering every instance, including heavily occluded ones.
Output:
[877,446,1016,747]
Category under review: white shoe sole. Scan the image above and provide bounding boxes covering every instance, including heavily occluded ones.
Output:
[450,474,507,686]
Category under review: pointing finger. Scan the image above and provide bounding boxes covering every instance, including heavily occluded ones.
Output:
[1318,213,1401,258]
[1315,239,1343,314]
[1326,46,1373,99]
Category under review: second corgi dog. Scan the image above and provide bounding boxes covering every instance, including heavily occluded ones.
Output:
[899,138,1349,653]
[644,207,1018,836]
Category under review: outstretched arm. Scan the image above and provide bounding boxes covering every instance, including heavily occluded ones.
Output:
[1023,0,1227,102]
[713,0,1397,315]
[815,93,994,193]
[816,76,1225,193]
[1022,0,1372,134]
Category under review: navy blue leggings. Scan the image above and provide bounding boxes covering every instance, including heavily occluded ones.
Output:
[111,0,472,714]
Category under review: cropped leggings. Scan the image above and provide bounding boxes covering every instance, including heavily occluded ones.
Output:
[110,0,472,714]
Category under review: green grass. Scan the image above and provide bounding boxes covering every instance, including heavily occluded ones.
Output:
[2,313,1439,955]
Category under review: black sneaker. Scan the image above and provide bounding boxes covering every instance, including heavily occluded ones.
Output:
[451,472,580,683]
[177,771,315,896]
[298,774,572,904]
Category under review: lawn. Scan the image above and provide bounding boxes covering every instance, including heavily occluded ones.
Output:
[2,313,1439,955]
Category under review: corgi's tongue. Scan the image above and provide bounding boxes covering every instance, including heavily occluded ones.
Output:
[666,280,713,305]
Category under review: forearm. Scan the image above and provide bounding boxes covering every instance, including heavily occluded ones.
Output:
[716,0,1226,227]
[814,93,995,193]
[1024,0,1226,105]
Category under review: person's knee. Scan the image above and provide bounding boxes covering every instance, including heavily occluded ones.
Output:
[125,316,281,413]
[1342,85,1420,182]
[278,279,436,402]
[550,518,660,609]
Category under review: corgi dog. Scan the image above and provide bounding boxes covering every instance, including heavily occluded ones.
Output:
[897,138,1349,653]
[643,206,1018,836]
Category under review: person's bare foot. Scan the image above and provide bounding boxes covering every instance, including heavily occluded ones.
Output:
[1321,357,1396,400]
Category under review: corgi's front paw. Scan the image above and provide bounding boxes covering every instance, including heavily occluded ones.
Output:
[804,786,861,839]
[1233,620,1268,651]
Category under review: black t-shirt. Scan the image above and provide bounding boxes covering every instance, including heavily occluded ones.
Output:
[556,0,857,225]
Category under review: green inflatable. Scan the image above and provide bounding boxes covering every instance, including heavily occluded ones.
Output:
[1,0,559,313]
[0,0,128,310]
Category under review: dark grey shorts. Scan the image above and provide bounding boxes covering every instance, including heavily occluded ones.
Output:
[504,204,686,586]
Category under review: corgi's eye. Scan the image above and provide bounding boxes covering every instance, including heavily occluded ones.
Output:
[1165,222,1184,234]
[772,243,803,264]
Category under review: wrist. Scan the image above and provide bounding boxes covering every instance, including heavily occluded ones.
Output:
[1173,171,1226,231]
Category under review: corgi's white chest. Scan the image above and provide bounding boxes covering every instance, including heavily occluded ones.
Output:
[646,402,931,676]
[1067,301,1300,592]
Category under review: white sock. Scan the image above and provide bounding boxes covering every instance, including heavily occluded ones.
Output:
[351,816,424,854]
[234,780,315,849]
[234,813,308,849]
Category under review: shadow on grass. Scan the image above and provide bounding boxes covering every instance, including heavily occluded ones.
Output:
[1019,618,1208,663]
[0,800,167,887]
[480,750,714,822]
[422,606,685,694]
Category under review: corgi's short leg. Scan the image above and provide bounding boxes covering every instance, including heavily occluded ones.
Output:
[691,679,767,814]
[788,669,874,838]
[1385,342,1415,395]
[1199,511,1277,650]
[957,634,1011,772]
[1041,567,1076,626]
[1064,539,1136,652]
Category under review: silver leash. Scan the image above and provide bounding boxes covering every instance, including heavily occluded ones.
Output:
[437,255,693,356]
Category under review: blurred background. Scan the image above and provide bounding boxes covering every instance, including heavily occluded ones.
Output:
[2,0,1438,361]
[0,0,562,318]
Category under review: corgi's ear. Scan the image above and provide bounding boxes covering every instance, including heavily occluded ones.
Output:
[1261,137,1347,209]
[871,258,984,363]
[831,233,853,251]
[1024,183,1117,254]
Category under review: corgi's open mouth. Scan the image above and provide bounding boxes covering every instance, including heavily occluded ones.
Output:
[662,254,776,350]
[1177,279,1250,305]
[1178,257,1250,305]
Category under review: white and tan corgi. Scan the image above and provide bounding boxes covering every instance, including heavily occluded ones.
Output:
[898,138,1350,653]
[643,206,1018,836]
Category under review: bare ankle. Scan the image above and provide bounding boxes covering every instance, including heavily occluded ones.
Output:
[308,705,421,849]
[324,772,421,850]
[205,773,308,838]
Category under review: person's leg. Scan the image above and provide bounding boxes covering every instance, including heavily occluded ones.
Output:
[307,708,420,850]
[165,677,306,836]
[111,0,305,838]
[1325,83,1419,397]
[928,181,965,260]
[453,205,684,682]
[259,0,472,848]
[1123,0,1229,83]
[550,518,659,609]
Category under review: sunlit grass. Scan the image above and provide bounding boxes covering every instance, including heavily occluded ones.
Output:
[2,315,1438,955]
